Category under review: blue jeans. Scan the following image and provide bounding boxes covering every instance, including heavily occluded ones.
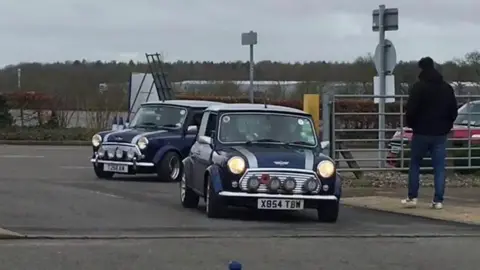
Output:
[408,134,447,203]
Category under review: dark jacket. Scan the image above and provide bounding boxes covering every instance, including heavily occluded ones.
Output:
[405,68,458,136]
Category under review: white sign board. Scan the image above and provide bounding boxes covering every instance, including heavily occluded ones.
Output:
[129,73,160,120]
[373,75,395,104]
[373,39,397,74]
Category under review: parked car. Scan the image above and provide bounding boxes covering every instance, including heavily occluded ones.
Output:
[387,100,480,169]
[180,103,341,222]
[90,100,224,181]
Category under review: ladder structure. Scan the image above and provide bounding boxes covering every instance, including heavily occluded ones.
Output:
[127,52,175,122]
[145,52,174,101]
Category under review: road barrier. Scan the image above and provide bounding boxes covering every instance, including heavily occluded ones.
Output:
[323,94,480,178]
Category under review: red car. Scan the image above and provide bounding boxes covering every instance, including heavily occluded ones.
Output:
[387,100,480,169]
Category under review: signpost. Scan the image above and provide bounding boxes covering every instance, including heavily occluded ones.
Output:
[241,31,258,103]
[372,5,399,168]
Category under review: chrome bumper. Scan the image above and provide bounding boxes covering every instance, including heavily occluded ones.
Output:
[218,191,337,200]
[90,158,154,167]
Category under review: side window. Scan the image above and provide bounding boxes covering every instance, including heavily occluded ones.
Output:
[205,113,218,138]
[197,112,210,137]
[187,110,204,127]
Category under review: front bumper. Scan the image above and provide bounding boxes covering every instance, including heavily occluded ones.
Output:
[218,191,337,200]
[90,158,154,168]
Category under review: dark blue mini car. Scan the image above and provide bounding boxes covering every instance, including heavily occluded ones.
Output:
[90,100,224,181]
[180,103,341,222]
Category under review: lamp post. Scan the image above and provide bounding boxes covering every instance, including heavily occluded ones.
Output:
[241,31,258,103]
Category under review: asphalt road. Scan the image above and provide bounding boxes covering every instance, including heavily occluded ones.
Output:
[0,145,479,270]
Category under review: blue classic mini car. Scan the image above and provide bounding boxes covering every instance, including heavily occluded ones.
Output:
[90,100,224,181]
[180,103,341,222]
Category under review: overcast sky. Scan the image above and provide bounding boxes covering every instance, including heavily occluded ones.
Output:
[0,0,478,66]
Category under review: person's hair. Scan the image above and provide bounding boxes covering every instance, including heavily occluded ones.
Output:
[418,57,435,70]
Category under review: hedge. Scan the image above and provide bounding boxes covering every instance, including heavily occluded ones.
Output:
[0,127,94,141]
[4,92,406,139]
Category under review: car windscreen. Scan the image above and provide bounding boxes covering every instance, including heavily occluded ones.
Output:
[217,113,317,146]
[129,105,188,129]
[454,102,480,126]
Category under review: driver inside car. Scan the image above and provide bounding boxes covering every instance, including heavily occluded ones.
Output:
[220,116,251,142]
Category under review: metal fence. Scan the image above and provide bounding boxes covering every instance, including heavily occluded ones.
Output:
[323,94,480,178]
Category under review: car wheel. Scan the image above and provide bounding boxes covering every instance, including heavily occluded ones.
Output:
[205,175,225,218]
[156,151,182,182]
[180,171,199,208]
[93,164,114,179]
[316,200,339,223]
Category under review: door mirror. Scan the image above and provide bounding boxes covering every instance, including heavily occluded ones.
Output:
[187,125,198,134]
[198,135,212,145]
[320,140,330,150]
[124,122,129,128]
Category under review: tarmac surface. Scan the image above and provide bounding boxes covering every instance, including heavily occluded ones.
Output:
[1,145,480,270]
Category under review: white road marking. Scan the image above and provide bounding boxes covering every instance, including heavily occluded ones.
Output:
[0,155,44,158]
[90,190,122,198]
[30,147,89,151]
[60,166,91,169]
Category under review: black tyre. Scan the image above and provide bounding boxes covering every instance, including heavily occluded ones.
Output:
[93,164,114,179]
[316,200,339,223]
[205,175,225,218]
[156,151,182,182]
[180,171,199,208]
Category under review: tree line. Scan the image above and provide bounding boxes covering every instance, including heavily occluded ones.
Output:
[0,51,479,111]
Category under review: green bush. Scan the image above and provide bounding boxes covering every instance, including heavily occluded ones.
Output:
[0,127,96,141]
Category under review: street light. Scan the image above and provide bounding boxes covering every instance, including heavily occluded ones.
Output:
[241,31,257,103]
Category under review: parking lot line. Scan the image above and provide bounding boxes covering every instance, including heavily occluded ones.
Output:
[0,155,44,158]
[60,166,91,169]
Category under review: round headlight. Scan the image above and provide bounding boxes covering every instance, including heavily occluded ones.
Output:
[92,134,102,147]
[227,156,246,174]
[115,148,123,158]
[137,137,149,150]
[317,160,335,178]
[283,177,296,192]
[304,178,319,192]
[127,149,135,159]
[246,176,260,191]
[98,147,105,157]
[267,177,281,191]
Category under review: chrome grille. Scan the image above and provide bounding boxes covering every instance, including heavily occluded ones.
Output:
[238,168,321,194]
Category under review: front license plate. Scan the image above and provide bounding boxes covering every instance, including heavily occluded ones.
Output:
[103,164,128,173]
[257,199,304,210]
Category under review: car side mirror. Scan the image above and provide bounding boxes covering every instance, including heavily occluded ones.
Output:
[187,125,198,134]
[320,140,330,150]
[124,122,129,128]
[198,135,212,145]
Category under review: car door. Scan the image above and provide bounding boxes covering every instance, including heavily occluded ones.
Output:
[194,113,217,193]
[190,112,210,191]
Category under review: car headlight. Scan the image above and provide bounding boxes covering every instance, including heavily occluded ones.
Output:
[137,136,149,150]
[227,156,246,174]
[92,134,102,147]
[317,160,335,178]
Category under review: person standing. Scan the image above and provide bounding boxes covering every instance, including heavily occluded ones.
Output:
[401,57,458,209]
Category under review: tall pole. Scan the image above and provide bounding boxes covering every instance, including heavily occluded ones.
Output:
[241,30,257,103]
[249,44,254,103]
[17,68,21,90]
[378,4,386,168]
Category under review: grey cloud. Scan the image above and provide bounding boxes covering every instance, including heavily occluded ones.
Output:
[0,0,478,66]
